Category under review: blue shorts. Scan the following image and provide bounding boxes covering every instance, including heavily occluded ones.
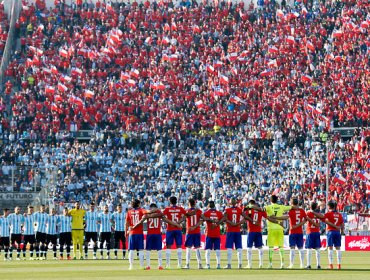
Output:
[247,232,263,248]
[185,233,201,248]
[305,232,321,249]
[289,233,304,248]
[225,232,242,249]
[146,234,162,251]
[128,234,144,251]
[205,237,221,250]
[166,230,182,247]
[327,231,341,247]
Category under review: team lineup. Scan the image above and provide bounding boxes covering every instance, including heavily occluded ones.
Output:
[0,195,344,270]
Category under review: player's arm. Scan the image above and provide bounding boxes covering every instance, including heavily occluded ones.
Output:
[323,219,341,230]
[162,216,182,228]
[269,215,289,220]
[306,216,320,228]
[358,213,370,217]
[312,212,325,219]
[291,217,308,230]
[188,218,203,232]
[223,212,237,226]
[145,212,164,219]
[249,205,263,211]
[185,209,197,217]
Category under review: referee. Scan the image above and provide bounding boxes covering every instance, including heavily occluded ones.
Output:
[58,207,72,260]
[68,201,86,260]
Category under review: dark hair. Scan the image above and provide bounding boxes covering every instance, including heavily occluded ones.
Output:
[188,198,196,207]
[3,208,9,212]
[41,204,45,207]
[271,195,278,203]
[150,203,157,208]
[291,197,299,206]
[249,199,256,205]
[132,199,141,208]
[209,201,215,209]
[90,202,95,206]
[327,201,336,210]
[28,205,34,209]
[169,196,177,205]
[311,202,318,211]
[64,207,69,211]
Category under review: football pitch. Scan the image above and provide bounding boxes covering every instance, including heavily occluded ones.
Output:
[0,251,369,280]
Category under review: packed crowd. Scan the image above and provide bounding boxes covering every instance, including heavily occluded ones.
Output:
[0,0,369,214]
[0,1,9,70]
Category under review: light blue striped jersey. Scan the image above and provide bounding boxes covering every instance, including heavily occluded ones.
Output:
[84,211,99,233]
[46,214,58,235]
[0,216,10,237]
[34,212,48,233]
[98,212,112,233]
[8,213,24,234]
[111,211,126,232]
[23,213,35,235]
[58,215,72,233]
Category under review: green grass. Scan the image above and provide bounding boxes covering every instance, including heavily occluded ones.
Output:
[0,251,369,280]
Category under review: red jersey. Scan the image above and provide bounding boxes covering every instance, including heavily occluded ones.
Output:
[203,209,223,238]
[324,211,344,232]
[224,207,243,233]
[246,209,267,233]
[126,208,145,235]
[288,208,307,234]
[146,210,162,235]
[306,211,322,234]
[186,208,203,234]
[163,206,186,231]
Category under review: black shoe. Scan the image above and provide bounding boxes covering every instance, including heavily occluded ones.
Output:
[317,265,321,269]
[305,265,311,269]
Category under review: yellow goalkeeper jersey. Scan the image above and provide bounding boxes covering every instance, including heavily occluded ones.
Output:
[264,203,291,231]
[69,208,86,230]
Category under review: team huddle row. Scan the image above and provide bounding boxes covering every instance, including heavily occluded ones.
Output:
[0,195,344,270]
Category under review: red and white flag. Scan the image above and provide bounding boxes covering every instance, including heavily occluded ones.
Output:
[267,59,278,67]
[130,69,140,78]
[193,25,201,33]
[207,65,215,73]
[45,86,55,94]
[84,90,95,99]
[59,49,69,58]
[120,72,130,81]
[195,100,206,109]
[57,83,68,93]
[332,30,343,38]
[286,36,295,44]
[71,68,83,76]
[268,46,279,54]
[127,79,136,87]
[276,9,284,18]
[333,173,347,185]
[220,75,229,85]
[301,75,313,83]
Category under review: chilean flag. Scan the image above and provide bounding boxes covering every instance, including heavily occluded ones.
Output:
[358,171,370,181]
[195,100,206,109]
[207,65,215,73]
[360,21,369,29]
[220,75,229,85]
[276,9,284,18]
[267,59,278,67]
[193,25,201,33]
[59,49,69,58]
[268,46,279,54]
[130,22,137,31]
[260,70,273,77]
[333,173,347,185]
[286,36,295,44]
[332,30,343,38]
[71,68,83,76]
[156,82,166,91]
[130,69,140,78]
[367,159,370,168]
[214,60,223,68]
[45,86,55,94]
[228,53,238,62]
[169,54,178,62]
[57,83,68,93]
[84,90,95,99]
[162,37,170,45]
[307,41,315,51]
[127,79,136,87]
[164,23,170,32]
[121,72,130,81]
[301,75,313,83]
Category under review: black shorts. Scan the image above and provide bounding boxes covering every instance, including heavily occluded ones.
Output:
[59,232,72,246]
[114,231,126,243]
[100,232,111,243]
[47,234,57,245]
[23,234,36,244]
[0,237,10,246]
[35,232,47,243]
[85,232,98,243]
[11,234,22,245]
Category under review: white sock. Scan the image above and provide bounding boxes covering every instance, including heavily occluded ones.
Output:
[328,249,333,265]
[237,248,242,265]
[307,249,312,266]
[138,251,144,267]
[205,249,210,265]
[315,249,321,266]
[258,248,263,266]
[177,248,182,267]
[158,250,163,267]
[166,249,171,266]
[290,249,295,265]
[216,250,221,265]
[128,250,134,267]
[186,248,191,265]
[299,249,304,266]
[146,251,151,267]
[336,250,342,265]
[227,249,232,265]
[247,248,252,266]
[195,248,201,266]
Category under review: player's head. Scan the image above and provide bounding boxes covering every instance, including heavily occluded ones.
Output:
[14,206,20,214]
[3,208,10,216]
[50,208,56,215]
[63,207,68,215]
[150,203,157,210]
[75,201,80,209]
[169,196,177,206]
[208,201,215,209]
[132,199,141,209]
[90,202,95,211]
[291,197,299,206]
[104,205,109,213]
[249,199,256,205]
[229,197,237,206]
[188,198,196,208]
[28,205,34,214]
[40,204,45,212]
[270,195,278,203]
[311,202,318,211]
[117,205,122,212]
[327,201,336,210]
